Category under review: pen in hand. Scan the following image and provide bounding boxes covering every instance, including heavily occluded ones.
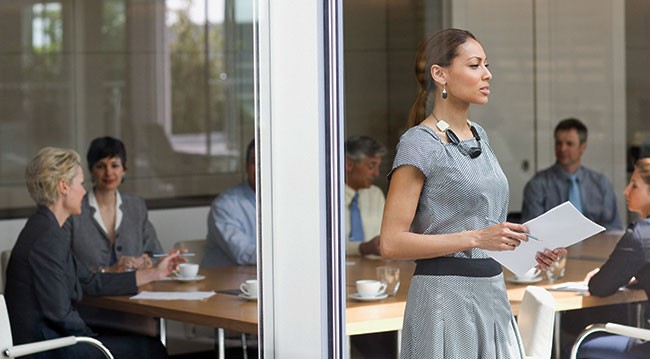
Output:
[151,253,196,258]
[485,218,542,241]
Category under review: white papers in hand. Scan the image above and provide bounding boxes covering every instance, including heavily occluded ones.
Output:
[486,201,605,277]
[130,291,215,300]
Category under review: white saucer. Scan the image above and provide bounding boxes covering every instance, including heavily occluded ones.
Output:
[349,292,389,301]
[173,275,206,282]
[507,276,543,284]
[238,293,258,301]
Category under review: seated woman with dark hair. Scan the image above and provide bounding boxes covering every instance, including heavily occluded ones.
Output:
[4,147,183,358]
[66,136,163,273]
[575,157,650,359]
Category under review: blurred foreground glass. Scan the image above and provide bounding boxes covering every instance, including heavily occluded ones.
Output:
[376,266,400,296]
[546,255,567,282]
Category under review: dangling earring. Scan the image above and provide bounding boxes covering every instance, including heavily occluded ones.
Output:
[442,84,448,100]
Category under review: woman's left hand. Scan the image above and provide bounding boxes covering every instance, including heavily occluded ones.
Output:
[534,247,567,271]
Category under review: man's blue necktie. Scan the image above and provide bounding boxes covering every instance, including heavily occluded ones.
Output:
[350,192,365,242]
[568,174,583,213]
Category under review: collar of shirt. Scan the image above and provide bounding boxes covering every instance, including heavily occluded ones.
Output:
[344,184,357,207]
[88,189,123,234]
[552,163,585,182]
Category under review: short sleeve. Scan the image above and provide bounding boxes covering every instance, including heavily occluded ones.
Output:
[388,126,442,180]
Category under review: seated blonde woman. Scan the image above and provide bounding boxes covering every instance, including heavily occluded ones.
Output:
[4,147,183,358]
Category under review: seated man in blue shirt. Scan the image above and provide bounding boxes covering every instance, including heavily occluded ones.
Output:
[345,135,387,256]
[203,139,256,267]
[522,118,622,230]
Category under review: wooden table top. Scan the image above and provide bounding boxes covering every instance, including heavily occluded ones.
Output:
[82,232,647,336]
[346,231,647,334]
[82,265,259,334]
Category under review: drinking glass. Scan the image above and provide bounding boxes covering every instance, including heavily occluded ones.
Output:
[546,255,567,282]
[376,266,400,296]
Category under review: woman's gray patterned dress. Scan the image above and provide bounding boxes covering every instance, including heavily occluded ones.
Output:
[389,123,525,359]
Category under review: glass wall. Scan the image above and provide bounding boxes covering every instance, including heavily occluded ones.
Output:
[0,0,255,215]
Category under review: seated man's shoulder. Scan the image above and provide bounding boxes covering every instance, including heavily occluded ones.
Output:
[359,184,383,195]
[212,183,251,205]
[526,166,557,186]
[580,166,611,182]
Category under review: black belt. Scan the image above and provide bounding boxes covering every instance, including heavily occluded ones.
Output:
[414,257,502,277]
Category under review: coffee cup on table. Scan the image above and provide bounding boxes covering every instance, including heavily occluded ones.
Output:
[355,279,387,298]
[240,279,258,298]
[515,267,541,281]
[177,263,199,278]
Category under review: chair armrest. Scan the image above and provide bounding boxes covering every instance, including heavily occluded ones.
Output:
[75,337,114,358]
[6,336,113,359]
[5,336,77,357]
[570,323,650,359]
[604,323,650,341]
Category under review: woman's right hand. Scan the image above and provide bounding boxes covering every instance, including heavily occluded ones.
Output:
[106,255,142,272]
[110,255,154,272]
[135,250,187,286]
[474,221,529,251]
[583,267,600,283]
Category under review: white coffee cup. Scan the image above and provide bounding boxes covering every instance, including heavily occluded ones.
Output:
[240,279,258,298]
[178,263,199,278]
[516,267,541,281]
[356,279,387,298]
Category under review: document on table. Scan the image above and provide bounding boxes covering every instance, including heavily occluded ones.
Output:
[549,281,626,293]
[548,281,589,293]
[130,291,215,300]
[486,202,605,277]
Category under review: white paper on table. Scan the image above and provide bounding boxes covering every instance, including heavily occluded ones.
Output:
[549,281,626,293]
[130,291,215,300]
[548,281,589,292]
[486,202,605,277]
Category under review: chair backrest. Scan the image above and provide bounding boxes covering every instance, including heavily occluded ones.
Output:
[1,294,14,352]
[1,250,11,293]
[517,285,556,359]
[174,239,207,265]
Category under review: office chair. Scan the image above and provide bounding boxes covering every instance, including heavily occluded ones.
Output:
[1,250,10,293]
[517,286,556,359]
[1,294,113,358]
[569,322,650,359]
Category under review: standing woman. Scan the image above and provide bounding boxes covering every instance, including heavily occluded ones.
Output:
[67,136,162,273]
[575,158,650,358]
[380,28,565,358]
[4,147,181,358]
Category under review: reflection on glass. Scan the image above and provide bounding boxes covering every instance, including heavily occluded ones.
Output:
[0,0,255,211]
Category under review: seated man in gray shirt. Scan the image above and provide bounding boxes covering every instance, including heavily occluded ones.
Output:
[522,118,622,230]
[203,139,256,267]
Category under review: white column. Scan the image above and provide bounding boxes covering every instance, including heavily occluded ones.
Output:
[257,0,345,357]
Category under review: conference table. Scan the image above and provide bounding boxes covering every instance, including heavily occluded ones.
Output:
[82,231,647,358]
[84,265,259,335]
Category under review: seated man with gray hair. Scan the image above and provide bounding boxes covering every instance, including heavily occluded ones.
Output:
[345,135,387,256]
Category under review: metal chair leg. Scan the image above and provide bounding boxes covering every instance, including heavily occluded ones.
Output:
[216,328,225,359]
[159,318,167,347]
[241,333,248,359]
